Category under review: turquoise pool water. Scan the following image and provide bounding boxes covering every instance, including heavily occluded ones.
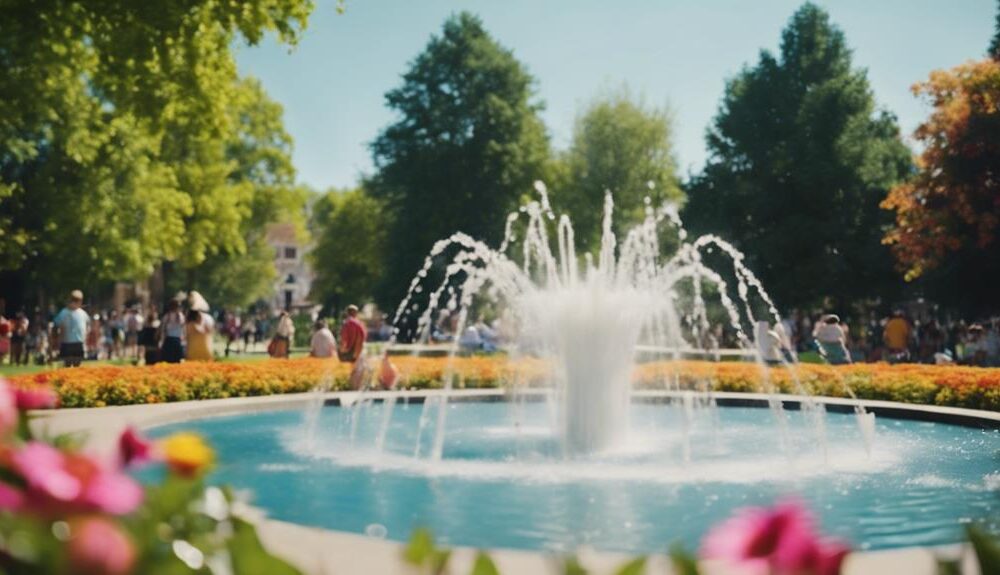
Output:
[146,401,999,554]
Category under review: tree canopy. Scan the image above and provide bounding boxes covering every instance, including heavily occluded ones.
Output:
[310,188,388,314]
[0,0,313,303]
[369,12,551,308]
[881,58,1000,314]
[556,89,683,253]
[683,2,912,312]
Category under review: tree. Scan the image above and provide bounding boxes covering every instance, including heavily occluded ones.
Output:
[165,78,307,307]
[881,58,1000,314]
[683,3,912,312]
[310,189,388,313]
[990,0,1000,60]
[0,0,313,303]
[557,89,683,252]
[369,12,550,308]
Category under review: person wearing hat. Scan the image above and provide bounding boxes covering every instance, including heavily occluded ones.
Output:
[52,290,90,367]
[339,305,368,389]
[812,314,851,365]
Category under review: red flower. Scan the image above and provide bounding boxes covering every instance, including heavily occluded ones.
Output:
[14,385,58,410]
[117,426,155,468]
[701,499,850,575]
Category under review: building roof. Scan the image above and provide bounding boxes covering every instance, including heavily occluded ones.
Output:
[265,223,299,245]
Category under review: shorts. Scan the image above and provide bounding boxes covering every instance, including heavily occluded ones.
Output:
[60,342,84,360]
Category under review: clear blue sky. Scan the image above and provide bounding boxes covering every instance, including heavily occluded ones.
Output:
[236,0,995,190]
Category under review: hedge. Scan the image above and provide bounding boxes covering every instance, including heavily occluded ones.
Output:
[8,357,1000,411]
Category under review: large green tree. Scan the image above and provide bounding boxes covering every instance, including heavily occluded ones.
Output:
[0,0,313,302]
[310,188,388,313]
[369,12,550,308]
[683,3,912,312]
[557,88,683,252]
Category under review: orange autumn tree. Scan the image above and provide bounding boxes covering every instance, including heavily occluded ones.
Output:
[881,57,1000,284]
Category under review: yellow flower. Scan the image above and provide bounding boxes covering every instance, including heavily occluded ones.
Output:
[161,432,214,477]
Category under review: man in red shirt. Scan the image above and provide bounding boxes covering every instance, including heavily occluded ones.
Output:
[339,305,368,389]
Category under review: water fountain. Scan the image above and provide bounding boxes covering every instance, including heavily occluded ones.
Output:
[146,182,999,555]
[387,182,821,456]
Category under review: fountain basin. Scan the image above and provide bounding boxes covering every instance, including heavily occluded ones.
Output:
[143,393,999,556]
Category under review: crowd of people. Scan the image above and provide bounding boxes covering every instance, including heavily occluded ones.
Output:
[0,291,379,377]
[762,309,1000,367]
[2,292,999,371]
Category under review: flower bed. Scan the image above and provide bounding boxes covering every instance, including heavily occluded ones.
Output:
[7,357,1000,411]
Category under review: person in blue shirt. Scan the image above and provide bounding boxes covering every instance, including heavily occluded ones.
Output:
[53,290,90,367]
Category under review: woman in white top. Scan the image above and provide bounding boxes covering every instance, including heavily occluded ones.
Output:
[813,314,851,365]
[309,320,337,358]
[270,311,295,358]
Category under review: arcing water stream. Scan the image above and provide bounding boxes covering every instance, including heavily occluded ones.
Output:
[321,181,874,459]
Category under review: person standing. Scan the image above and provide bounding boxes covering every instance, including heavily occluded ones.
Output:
[107,309,125,359]
[0,315,9,365]
[309,320,337,358]
[270,311,295,358]
[9,312,28,365]
[125,307,143,360]
[339,305,368,389]
[223,312,241,357]
[138,310,161,366]
[883,310,912,362]
[184,309,213,361]
[161,299,186,364]
[53,290,90,367]
[813,314,851,365]
[86,314,102,360]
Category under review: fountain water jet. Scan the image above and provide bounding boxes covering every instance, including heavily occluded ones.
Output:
[388,182,806,456]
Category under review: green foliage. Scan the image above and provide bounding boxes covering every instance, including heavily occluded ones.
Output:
[471,552,501,575]
[562,556,589,575]
[614,556,648,575]
[0,0,313,300]
[370,12,551,308]
[991,0,1000,60]
[310,188,388,312]
[967,525,1000,575]
[668,542,701,575]
[174,238,278,309]
[558,88,683,253]
[228,517,303,575]
[403,527,452,574]
[683,2,912,311]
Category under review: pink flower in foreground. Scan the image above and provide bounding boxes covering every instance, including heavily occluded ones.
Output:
[10,442,143,516]
[118,426,155,468]
[68,517,137,575]
[701,499,850,575]
[14,385,58,410]
[13,442,82,502]
[0,482,24,511]
[0,378,18,435]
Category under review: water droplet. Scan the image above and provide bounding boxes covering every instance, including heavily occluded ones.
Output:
[365,524,388,539]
